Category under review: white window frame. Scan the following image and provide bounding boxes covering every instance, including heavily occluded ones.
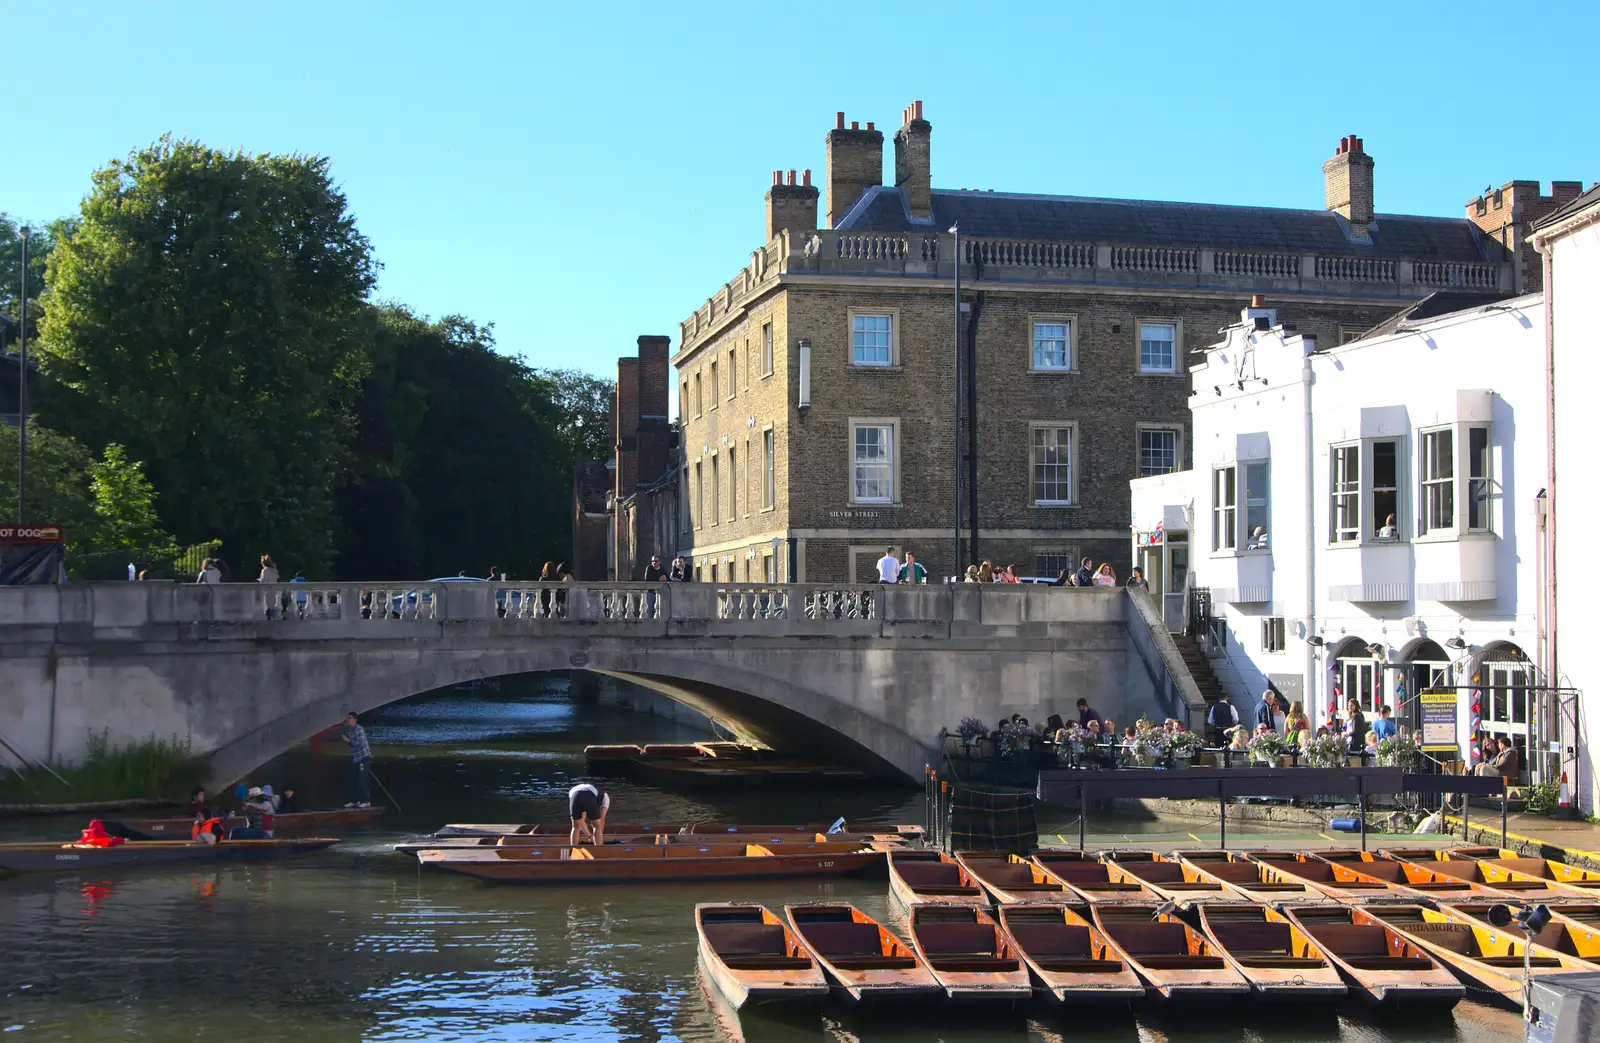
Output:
[1137,425,1182,478]
[1467,424,1494,533]
[1029,422,1078,506]
[709,453,720,526]
[848,309,898,368]
[1371,438,1402,542]
[761,321,774,377]
[1418,427,1455,537]
[1340,657,1381,715]
[1029,313,1076,373]
[762,426,776,511]
[1137,318,1181,375]
[848,418,899,504]
[1330,443,1360,544]
[1262,617,1286,654]
[1212,466,1236,552]
[1242,460,1270,551]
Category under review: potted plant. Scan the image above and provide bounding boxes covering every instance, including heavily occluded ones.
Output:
[1167,730,1203,769]
[1129,718,1168,768]
[1247,732,1288,766]
[1375,733,1421,770]
[1304,732,1348,769]
[1055,723,1088,768]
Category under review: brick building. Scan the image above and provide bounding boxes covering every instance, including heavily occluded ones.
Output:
[570,336,682,581]
[672,104,1536,587]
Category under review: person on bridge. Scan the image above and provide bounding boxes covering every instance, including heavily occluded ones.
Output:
[897,552,928,584]
[341,712,373,808]
[875,548,900,584]
[568,783,610,846]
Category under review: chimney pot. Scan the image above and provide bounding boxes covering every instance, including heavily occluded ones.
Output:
[1353,136,1363,153]
[836,111,845,130]
[787,170,796,186]
[802,168,812,187]
[772,170,782,185]
[913,100,923,120]
[865,121,874,130]
[827,110,884,227]
[850,121,859,130]
[1251,294,1267,308]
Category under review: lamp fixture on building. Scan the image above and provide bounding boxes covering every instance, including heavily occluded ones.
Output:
[1368,643,1385,657]
[1307,635,1325,647]
[1446,636,1468,650]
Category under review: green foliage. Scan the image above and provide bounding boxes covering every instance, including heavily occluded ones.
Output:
[87,444,175,555]
[0,733,203,804]
[0,214,56,348]
[532,367,614,465]
[37,136,375,576]
[1525,781,1560,817]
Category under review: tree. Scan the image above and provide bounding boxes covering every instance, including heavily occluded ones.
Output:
[532,367,614,464]
[0,214,56,349]
[36,137,375,575]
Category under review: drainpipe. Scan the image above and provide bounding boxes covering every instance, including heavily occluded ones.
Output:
[1302,341,1318,721]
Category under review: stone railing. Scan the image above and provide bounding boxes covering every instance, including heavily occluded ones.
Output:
[1413,260,1501,289]
[965,238,1095,269]
[1111,246,1198,274]
[1314,256,1396,283]
[1213,251,1300,278]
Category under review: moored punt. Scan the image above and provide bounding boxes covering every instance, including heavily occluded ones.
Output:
[430,820,918,839]
[997,904,1145,1005]
[1443,846,1513,860]
[1468,856,1600,893]
[1391,855,1588,902]
[639,743,705,757]
[694,741,761,758]
[905,905,1032,1002]
[395,831,898,857]
[1032,853,1162,905]
[1435,902,1600,966]
[415,842,884,884]
[1173,852,1333,905]
[1192,903,1346,1002]
[114,806,383,838]
[955,853,1076,904]
[1354,903,1596,1004]
[1246,855,1426,903]
[1090,903,1251,1003]
[888,851,989,908]
[785,903,942,1002]
[696,903,829,1009]
[0,837,340,873]
[1280,904,1465,1010]
[1098,852,1246,906]
[1316,855,1514,899]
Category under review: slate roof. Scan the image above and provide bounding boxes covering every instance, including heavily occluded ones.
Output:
[837,187,1502,263]
[1355,291,1516,341]
[1531,183,1600,231]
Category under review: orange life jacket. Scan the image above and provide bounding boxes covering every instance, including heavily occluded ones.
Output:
[192,817,225,841]
[77,820,124,848]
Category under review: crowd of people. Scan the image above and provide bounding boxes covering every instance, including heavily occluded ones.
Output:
[186,781,301,843]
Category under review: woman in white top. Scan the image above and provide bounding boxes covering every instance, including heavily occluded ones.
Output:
[1092,563,1117,587]
[258,555,280,583]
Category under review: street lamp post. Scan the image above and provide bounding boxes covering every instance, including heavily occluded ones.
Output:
[950,224,961,578]
[17,225,28,524]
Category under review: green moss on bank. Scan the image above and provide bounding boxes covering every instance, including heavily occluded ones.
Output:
[0,733,205,806]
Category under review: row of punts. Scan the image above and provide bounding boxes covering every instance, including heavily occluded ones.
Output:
[583,743,870,789]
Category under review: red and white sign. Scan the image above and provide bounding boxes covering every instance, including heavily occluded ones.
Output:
[0,525,65,544]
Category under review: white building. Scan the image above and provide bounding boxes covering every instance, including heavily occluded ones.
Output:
[1131,292,1554,788]
[1532,185,1600,814]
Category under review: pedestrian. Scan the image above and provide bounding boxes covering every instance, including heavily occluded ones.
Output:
[642,554,666,618]
[1371,704,1397,742]
[875,547,900,584]
[1126,567,1149,592]
[1206,698,1239,746]
[668,555,689,582]
[290,572,308,618]
[1051,569,1071,587]
[340,711,373,808]
[1075,697,1102,729]
[568,782,610,846]
[538,561,556,617]
[1345,697,1369,753]
[1257,690,1279,732]
[554,562,572,617]
[963,565,981,583]
[487,566,502,582]
[977,560,995,583]
[1092,563,1117,586]
[196,558,222,585]
[1001,564,1021,584]
[897,551,928,584]
[1075,557,1094,587]
[258,555,279,583]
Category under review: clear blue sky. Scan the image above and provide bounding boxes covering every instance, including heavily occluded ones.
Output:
[6,0,1595,382]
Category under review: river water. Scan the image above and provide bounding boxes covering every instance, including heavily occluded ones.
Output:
[0,676,1524,1042]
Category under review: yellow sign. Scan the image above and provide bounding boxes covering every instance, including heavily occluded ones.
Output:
[1419,691,1458,752]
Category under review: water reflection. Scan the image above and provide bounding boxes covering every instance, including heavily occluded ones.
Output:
[0,675,1529,1041]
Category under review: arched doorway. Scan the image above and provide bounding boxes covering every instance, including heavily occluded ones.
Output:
[1396,637,1451,741]
[1470,641,1538,783]
[1329,636,1379,726]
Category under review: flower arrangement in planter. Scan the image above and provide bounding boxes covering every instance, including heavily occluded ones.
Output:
[1303,731,1349,769]
[1128,718,1169,767]
[1055,723,1088,767]
[997,730,1027,760]
[957,717,988,741]
[1247,732,1289,766]
[1375,733,1422,770]
[1167,730,1204,766]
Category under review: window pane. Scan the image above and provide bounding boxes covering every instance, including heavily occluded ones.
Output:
[1421,430,1454,534]
[1033,321,1070,369]
[1212,466,1236,551]
[852,314,893,366]
[1140,323,1176,372]
[1032,427,1073,503]
[1468,427,1491,531]
[1244,462,1269,548]
[1331,445,1360,542]
[763,430,775,508]
[762,323,773,374]
[1140,429,1178,477]
[1373,440,1399,539]
[853,425,893,501]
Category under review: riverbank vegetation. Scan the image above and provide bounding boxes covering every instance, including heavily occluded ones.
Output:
[1,138,612,581]
[0,733,203,806]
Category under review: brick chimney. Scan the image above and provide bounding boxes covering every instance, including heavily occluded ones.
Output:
[765,168,819,242]
[1465,180,1585,294]
[826,111,884,228]
[894,100,932,221]
[1323,135,1375,241]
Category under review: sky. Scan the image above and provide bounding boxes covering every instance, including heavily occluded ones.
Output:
[4,0,1596,386]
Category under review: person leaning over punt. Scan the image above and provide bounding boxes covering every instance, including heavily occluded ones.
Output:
[568,783,610,846]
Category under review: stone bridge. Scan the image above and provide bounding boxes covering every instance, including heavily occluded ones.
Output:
[0,581,1206,785]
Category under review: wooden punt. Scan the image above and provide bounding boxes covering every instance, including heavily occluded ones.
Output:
[113,806,383,838]
[1316,855,1516,899]
[905,905,1033,1001]
[1192,903,1346,1002]
[0,837,340,873]
[1355,903,1597,1003]
[1392,855,1588,902]
[694,742,762,758]
[1090,903,1251,1003]
[1174,851,1333,904]
[955,853,1077,904]
[687,821,924,838]
[997,904,1145,1005]
[1435,901,1600,966]
[1279,904,1465,1010]
[888,850,989,908]
[784,903,941,1001]
[416,841,883,883]
[1098,852,1248,906]
[396,831,899,857]
[695,903,829,1009]
[1031,853,1162,905]
[638,743,705,757]
[1246,854,1429,903]
[1443,846,1515,860]
[1467,856,1600,893]
[430,820,917,839]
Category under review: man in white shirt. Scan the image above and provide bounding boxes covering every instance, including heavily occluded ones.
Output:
[568,783,611,846]
[875,547,900,584]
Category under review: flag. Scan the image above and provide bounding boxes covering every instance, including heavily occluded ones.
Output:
[1151,519,1164,545]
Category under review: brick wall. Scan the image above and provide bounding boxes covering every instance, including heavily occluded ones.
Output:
[1467,180,1587,294]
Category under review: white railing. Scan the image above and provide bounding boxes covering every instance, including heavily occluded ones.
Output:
[1213,251,1300,278]
[1111,246,1197,274]
[966,238,1094,269]
[1314,256,1396,282]
[717,586,789,619]
[1413,261,1500,289]
[833,234,908,261]
[802,588,877,620]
